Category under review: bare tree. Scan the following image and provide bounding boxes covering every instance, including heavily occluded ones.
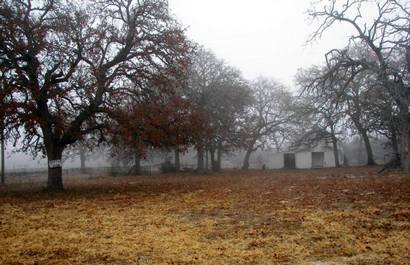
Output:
[63,140,94,173]
[296,67,344,166]
[293,103,344,167]
[308,0,410,170]
[371,86,401,155]
[344,73,379,165]
[239,77,293,170]
[297,60,379,166]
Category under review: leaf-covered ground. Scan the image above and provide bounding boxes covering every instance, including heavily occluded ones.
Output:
[0,167,409,264]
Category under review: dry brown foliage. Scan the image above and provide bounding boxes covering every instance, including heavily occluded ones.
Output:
[0,167,409,264]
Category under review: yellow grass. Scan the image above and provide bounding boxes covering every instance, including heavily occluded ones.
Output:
[0,167,409,264]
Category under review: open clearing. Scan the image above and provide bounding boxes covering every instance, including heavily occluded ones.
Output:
[0,167,409,265]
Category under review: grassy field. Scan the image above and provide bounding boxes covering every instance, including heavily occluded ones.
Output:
[0,167,409,264]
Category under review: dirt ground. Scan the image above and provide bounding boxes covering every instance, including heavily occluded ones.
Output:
[0,167,409,265]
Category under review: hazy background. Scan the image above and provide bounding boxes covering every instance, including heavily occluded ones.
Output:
[3,0,359,170]
[169,0,356,87]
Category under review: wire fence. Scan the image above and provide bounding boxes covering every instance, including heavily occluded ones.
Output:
[2,165,160,185]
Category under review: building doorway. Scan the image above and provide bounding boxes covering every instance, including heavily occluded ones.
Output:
[284,153,296,169]
[312,152,325,168]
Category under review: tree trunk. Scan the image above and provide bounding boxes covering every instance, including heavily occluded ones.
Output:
[242,148,253,170]
[205,147,209,170]
[390,130,399,156]
[46,145,64,192]
[352,120,375,166]
[79,146,86,173]
[174,147,180,172]
[134,154,141,175]
[216,141,222,171]
[209,148,217,171]
[330,134,340,168]
[361,131,375,165]
[399,112,410,170]
[399,47,410,170]
[1,119,4,185]
[401,134,410,171]
[197,144,205,172]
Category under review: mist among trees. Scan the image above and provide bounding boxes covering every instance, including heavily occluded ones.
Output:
[0,0,409,191]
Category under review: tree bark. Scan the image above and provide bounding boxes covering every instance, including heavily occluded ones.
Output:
[216,141,222,171]
[390,130,400,157]
[352,119,375,165]
[196,144,205,172]
[242,138,258,170]
[134,154,141,175]
[79,146,86,173]
[242,148,253,170]
[331,135,340,167]
[174,147,180,172]
[46,145,64,192]
[1,119,5,185]
[399,47,410,170]
[205,147,209,170]
[361,130,375,165]
[399,110,410,170]
[329,124,340,167]
[401,134,410,171]
[209,147,217,171]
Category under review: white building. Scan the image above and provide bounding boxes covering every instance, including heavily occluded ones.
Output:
[267,142,343,169]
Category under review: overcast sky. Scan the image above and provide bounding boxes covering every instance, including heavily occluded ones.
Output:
[169,0,355,88]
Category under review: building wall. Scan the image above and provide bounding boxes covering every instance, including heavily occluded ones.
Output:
[268,150,338,169]
[268,153,284,169]
[310,143,339,168]
[324,150,336,167]
[295,151,311,169]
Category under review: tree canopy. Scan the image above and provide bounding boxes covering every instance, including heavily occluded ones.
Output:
[0,0,191,190]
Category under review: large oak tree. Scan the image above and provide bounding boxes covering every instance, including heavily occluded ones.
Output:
[0,0,190,190]
[187,47,251,171]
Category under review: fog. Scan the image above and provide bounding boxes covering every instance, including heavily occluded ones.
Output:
[169,0,356,87]
[0,0,404,174]
[3,0,357,171]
